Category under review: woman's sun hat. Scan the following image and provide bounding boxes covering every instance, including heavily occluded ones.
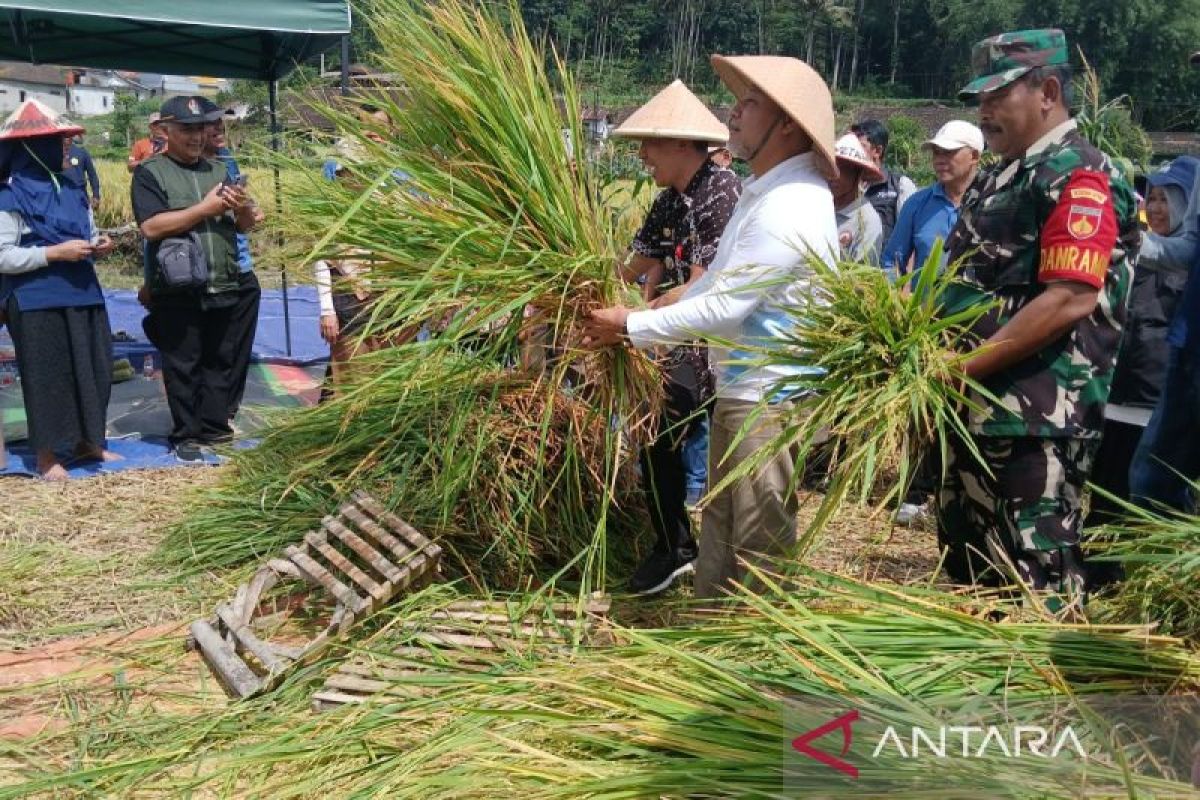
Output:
[0,99,84,141]
[833,132,884,183]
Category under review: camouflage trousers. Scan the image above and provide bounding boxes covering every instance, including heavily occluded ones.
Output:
[934,434,1098,586]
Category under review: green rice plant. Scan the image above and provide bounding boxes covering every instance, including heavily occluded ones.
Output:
[1088,486,1200,641]
[273,0,659,424]
[163,0,661,592]
[8,570,1198,797]
[1073,53,1152,166]
[712,245,995,546]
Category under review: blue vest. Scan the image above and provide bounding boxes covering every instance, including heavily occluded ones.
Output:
[0,219,103,312]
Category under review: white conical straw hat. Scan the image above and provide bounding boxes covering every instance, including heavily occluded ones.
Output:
[709,55,837,178]
[612,79,728,143]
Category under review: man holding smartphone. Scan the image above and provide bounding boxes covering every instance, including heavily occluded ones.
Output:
[131,96,262,461]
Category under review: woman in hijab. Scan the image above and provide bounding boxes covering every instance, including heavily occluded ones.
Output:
[0,100,115,480]
[1087,156,1198,524]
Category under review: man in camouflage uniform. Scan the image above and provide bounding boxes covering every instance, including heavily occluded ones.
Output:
[937,29,1138,593]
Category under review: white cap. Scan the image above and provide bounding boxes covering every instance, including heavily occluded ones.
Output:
[924,120,984,153]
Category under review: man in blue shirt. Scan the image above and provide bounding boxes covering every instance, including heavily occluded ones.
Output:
[882,120,983,282]
[882,120,982,524]
[199,99,263,424]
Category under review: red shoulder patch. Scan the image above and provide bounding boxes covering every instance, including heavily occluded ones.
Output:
[1038,170,1116,289]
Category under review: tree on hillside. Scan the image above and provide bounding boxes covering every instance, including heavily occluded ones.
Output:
[502,0,1200,128]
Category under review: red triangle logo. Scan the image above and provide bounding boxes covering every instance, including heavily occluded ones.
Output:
[791,710,860,778]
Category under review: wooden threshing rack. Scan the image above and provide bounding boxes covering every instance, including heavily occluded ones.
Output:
[189,491,443,699]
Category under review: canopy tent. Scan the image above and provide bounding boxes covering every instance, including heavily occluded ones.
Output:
[0,0,353,354]
[0,2,350,79]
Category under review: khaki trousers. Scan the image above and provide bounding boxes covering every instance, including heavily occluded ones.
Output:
[695,398,799,599]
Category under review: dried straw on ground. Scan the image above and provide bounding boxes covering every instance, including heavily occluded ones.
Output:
[0,468,230,646]
[6,570,1198,797]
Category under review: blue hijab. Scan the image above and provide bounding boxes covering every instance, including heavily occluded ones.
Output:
[0,135,92,244]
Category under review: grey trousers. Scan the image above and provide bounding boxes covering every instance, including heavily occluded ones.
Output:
[695,398,799,599]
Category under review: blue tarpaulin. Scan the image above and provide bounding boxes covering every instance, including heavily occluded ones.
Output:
[1,286,329,366]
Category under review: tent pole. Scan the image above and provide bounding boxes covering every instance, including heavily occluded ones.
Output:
[340,35,350,94]
[269,78,291,357]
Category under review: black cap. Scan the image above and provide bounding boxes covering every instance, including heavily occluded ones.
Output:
[159,95,223,124]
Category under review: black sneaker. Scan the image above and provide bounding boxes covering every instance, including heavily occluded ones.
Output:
[174,440,205,463]
[628,549,697,595]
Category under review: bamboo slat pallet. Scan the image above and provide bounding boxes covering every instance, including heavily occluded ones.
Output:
[311,596,611,711]
[189,490,443,699]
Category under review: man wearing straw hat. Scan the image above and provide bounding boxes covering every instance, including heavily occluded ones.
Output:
[610,79,741,595]
[585,56,839,599]
[936,29,1138,596]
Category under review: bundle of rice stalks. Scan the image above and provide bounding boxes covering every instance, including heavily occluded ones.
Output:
[276,0,658,419]
[715,247,992,543]
[8,571,1198,798]
[166,0,661,589]
[161,351,642,590]
[1088,489,1200,641]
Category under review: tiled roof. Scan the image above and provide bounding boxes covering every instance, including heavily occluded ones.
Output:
[0,61,67,86]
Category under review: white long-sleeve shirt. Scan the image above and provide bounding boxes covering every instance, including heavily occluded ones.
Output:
[0,209,106,276]
[0,211,48,275]
[313,257,370,316]
[625,152,839,402]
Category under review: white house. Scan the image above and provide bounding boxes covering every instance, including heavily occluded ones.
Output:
[0,63,70,115]
[70,70,150,115]
[0,62,160,117]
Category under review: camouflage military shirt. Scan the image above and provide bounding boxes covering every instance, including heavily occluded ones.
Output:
[944,120,1138,438]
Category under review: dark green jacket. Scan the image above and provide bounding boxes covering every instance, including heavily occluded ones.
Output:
[141,154,239,297]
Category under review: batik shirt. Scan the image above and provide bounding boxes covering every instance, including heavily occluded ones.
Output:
[631,158,741,290]
[944,120,1138,439]
[630,158,740,397]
